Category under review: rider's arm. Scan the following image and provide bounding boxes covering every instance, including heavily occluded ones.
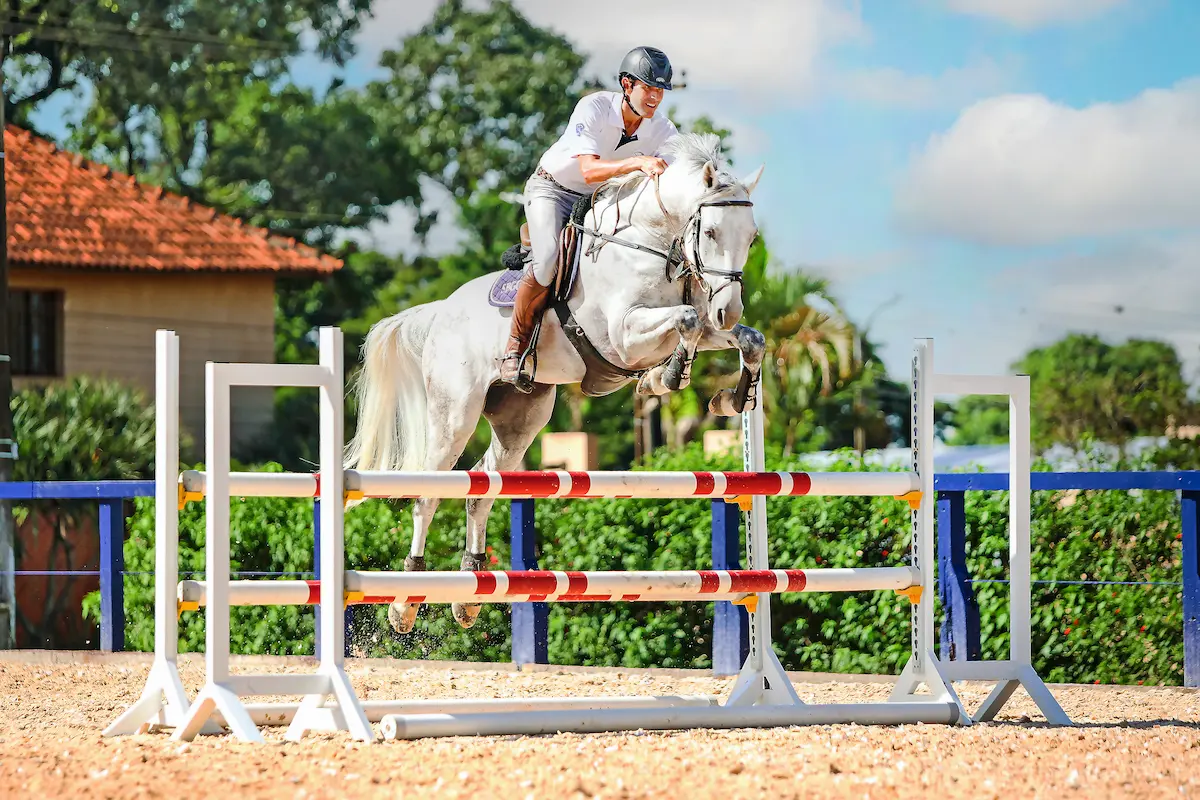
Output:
[576,154,664,184]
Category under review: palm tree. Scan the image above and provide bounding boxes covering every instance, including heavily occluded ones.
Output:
[754,274,859,455]
[677,238,864,456]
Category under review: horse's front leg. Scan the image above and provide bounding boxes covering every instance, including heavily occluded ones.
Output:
[696,323,767,416]
[616,305,703,396]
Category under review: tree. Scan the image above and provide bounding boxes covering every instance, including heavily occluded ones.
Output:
[1016,334,1191,451]
[192,82,422,248]
[366,0,598,208]
[944,396,1009,446]
[737,254,862,455]
[5,1,368,131]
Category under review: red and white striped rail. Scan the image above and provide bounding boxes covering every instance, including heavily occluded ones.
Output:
[177,566,920,609]
[178,469,921,504]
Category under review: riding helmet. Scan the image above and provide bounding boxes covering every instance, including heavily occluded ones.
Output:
[619,46,673,90]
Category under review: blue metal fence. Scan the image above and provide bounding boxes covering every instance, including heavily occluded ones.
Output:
[3,472,1198,686]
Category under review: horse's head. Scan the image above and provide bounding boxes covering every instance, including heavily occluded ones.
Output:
[657,133,764,331]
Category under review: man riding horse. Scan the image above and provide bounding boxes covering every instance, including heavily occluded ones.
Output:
[499,46,681,391]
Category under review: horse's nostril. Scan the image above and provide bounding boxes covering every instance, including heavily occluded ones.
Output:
[717,309,725,328]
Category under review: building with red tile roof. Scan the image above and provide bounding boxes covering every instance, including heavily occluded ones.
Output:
[7,124,344,449]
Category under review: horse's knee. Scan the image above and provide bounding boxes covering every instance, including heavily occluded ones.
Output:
[677,307,702,339]
[737,325,766,359]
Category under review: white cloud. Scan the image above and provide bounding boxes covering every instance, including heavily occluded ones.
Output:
[988,234,1200,379]
[837,56,1015,110]
[363,0,865,100]
[942,0,1129,28]
[349,0,853,255]
[895,79,1200,246]
[356,0,444,50]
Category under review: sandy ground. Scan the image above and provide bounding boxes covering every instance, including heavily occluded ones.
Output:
[1,652,1198,799]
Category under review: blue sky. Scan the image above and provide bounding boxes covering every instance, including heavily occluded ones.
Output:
[29,0,1200,383]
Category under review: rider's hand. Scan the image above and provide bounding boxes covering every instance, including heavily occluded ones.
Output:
[635,155,668,177]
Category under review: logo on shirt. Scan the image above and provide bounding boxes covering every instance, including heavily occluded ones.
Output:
[575,123,584,135]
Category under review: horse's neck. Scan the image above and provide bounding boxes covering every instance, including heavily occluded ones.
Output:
[588,179,682,247]
[573,196,690,312]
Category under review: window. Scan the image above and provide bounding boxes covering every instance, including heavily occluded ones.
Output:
[9,290,63,377]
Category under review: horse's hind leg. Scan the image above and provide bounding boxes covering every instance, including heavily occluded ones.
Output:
[388,377,488,635]
[452,382,556,629]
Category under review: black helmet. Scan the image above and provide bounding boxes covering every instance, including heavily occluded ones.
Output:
[619,46,673,90]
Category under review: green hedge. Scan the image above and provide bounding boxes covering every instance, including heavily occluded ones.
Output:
[89,447,1187,685]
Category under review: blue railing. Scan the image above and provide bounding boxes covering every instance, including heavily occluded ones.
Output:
[3,472,1198,686]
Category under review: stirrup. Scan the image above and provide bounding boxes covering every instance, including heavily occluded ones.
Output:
[499,336,538,393]
[500,354,535,394]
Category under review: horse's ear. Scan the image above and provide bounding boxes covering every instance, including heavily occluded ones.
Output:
[702,161,717,189]
[742,164,765,196]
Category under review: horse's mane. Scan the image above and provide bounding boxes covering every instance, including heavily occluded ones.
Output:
[591,132,744,237]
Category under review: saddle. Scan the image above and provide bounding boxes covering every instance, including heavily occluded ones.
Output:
[490,193,593,307]
[489,194,646,397]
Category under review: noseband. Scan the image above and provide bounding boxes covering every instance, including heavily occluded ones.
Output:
[672,198,754,301]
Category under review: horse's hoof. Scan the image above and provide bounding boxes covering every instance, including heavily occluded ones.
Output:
[452,602,482,628]
[708,389,739,417]
[387,554,427,634]
[454,551,487,628]
[388,601,420,634]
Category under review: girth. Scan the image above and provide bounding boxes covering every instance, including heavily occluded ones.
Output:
[552,300,643,397]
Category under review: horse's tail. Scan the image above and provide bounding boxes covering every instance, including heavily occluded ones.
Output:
[344,309,431,475]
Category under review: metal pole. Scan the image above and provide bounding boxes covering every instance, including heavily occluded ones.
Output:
[710,498,748,676]
[0,30,16,650]
[98,499,125,651]
[510,499,547,665]
[1181,490,1199,688]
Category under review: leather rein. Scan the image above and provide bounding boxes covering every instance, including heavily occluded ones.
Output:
[569,176,754,303]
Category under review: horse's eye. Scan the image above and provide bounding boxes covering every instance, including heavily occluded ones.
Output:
[704,228,716,240]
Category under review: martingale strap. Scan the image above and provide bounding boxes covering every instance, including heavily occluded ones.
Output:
[552,300,645,397]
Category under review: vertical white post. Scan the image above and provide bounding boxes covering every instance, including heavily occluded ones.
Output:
[970,369,1069,725]
[743,403,771,660]
[206,362,232,685]
[104,330,195,736]
[288,327,374,742]
[724,397,801,707]
[890,339,968,723]
[912,339,935,667]
[1010,375,1032,666]
[171,362,262,742]
[156,330,180,672]
[319,327,345,667]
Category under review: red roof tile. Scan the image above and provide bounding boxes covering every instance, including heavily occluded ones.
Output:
[5,125,341,274]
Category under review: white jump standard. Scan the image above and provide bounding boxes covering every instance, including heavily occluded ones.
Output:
[104,326,1071,744]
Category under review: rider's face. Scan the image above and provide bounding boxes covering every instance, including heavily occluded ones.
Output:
[626,78,665,117]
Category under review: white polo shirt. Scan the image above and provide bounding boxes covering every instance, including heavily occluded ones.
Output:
[537,90,679,194]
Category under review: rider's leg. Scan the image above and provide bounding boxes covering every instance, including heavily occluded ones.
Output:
[499,174,580,390]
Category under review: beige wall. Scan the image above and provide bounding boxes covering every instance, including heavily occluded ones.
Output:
[11,268,280,455]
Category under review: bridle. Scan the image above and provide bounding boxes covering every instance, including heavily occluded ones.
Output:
[571,177,755,303]
[674,196,754,301]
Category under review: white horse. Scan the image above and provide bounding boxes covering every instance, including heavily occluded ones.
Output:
[345,132,768,633]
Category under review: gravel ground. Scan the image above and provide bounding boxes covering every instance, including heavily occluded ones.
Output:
[1,651,1198,799]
